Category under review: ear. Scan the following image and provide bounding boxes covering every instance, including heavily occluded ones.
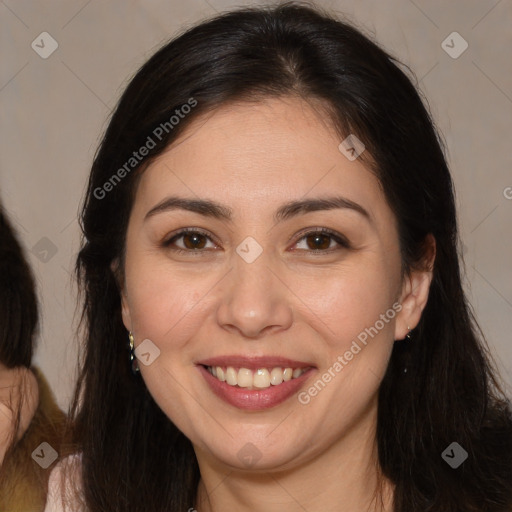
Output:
[111,259,132,331]
[394,234,436,340]
[120,290,132,332]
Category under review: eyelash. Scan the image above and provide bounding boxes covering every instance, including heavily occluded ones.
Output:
[162,227,351,256]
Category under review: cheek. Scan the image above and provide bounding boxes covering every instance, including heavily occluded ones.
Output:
[124,255,213,347]
[300,264,398,412]
[291,255,399,349]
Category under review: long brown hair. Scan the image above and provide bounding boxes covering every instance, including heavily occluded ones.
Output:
[0,203,67,510]
[0,203,38,453]
[70,3,512,511]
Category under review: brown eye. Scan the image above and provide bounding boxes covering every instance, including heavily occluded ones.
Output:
[163,229,218,253]
[304,233,331,250]
[181,232,208,250]
[293,228,350,253]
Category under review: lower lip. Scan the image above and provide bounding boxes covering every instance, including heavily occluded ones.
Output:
[197,365,315,410]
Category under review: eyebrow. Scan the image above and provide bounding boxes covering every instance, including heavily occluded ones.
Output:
[144,195,372,225]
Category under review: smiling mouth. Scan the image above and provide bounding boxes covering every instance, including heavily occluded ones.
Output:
[201,365,312,390]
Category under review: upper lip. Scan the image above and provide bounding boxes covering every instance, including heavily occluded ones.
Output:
[197,355,315,370]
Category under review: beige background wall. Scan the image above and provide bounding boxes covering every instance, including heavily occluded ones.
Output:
[1,0,511,410]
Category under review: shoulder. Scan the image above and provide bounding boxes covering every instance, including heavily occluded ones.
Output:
[44,452,85,512]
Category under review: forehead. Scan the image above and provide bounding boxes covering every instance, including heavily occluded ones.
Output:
[132,96,393,228]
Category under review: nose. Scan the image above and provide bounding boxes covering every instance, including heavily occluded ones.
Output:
[215,247,293,339]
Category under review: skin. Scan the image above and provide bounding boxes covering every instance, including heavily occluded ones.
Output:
[0,362,39,465]
[119,96,435,512]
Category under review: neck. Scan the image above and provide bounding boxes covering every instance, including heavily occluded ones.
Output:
[194,397,394,512]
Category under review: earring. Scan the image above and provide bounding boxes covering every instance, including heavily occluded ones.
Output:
[128,331,140,374]
[405,325,412,341]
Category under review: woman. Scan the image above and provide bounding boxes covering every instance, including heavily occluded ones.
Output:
[46,2,512,511]
[0,203,67,511]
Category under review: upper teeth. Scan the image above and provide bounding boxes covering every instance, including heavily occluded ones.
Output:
[207,366,307,389]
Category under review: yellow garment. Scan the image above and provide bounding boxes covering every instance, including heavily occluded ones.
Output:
[0,366,67,512]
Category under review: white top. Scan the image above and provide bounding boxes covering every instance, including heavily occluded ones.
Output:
[44,453,85,512]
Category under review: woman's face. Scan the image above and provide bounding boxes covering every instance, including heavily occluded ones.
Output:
[120,96,430,471]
